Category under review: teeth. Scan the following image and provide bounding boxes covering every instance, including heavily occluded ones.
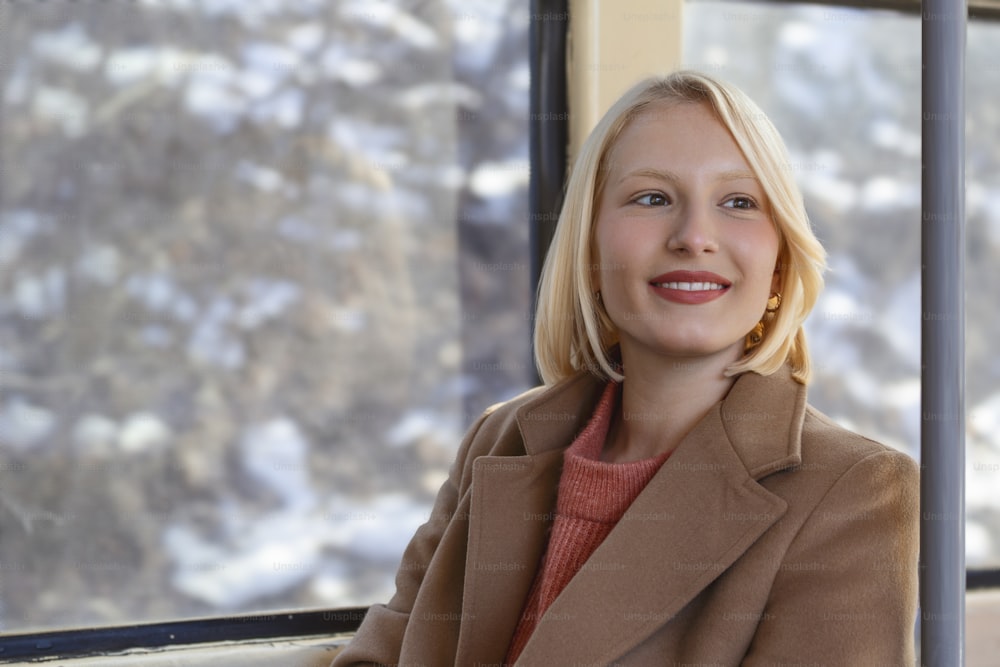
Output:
[655,281,725,291]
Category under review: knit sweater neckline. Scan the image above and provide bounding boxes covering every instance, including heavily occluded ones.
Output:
[558,381,673,521]
[505,380,673,663]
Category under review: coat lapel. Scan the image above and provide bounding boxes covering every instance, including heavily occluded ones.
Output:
[455,372,606,663]
[514,367,808,665]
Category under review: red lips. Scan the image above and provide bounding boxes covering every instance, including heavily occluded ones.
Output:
[648,270,731,304]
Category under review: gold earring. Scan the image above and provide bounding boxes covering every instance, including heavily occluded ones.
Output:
[745,293,781,353]
[744,322,764,352]
[766,292,782,312]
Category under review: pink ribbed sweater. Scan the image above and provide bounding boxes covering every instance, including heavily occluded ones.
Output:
[505,381,672,662]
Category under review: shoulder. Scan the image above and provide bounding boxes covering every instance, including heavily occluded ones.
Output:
[790,405,919,500]
[802,405,917,470]
[477,371,601,429]
[456,371,605,461]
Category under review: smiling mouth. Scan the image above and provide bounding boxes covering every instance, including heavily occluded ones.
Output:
[651,281,727,291]
[648,274,730,304]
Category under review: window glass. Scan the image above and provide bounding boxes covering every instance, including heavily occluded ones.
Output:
[685,0,1000,568]
[0,0,531,631]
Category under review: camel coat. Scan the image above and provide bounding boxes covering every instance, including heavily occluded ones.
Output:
[332,366,919,666]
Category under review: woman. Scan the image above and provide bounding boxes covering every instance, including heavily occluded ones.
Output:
[331,71,919,666]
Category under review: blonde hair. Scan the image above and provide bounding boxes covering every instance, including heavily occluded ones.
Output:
[533,71,827,385]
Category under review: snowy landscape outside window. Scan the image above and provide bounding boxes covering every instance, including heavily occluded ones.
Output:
[0,0,532,632]
[685,1,1000,568]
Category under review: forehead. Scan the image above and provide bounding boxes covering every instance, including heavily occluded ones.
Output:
[605,100,749,173]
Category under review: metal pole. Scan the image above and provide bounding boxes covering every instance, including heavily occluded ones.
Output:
[920,0,966,664]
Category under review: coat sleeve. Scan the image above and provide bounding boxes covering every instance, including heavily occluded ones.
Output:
[329,408,495,667]
[741,448,920,666]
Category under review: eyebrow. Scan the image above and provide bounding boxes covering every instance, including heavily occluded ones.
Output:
[616,167,759,185]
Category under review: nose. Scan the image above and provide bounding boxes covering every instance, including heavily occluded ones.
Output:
[666,202,718,254]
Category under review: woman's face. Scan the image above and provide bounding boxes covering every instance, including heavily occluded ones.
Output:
[593,101,781,367]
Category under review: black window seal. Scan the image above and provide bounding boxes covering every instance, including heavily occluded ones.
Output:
[0,608,366,662]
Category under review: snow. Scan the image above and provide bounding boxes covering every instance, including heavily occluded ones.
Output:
[186,296,246,369]
[32,86,89,137]
[0,397,57,452]
[241,418,315,510]
[396,81,482,111]
[327,117,407,157]
[329,307,367,333]
[276,215,363,252]
[468,160,530,198]
[235,160,290,193]
[165,417,434,607]
[326,494,431,563]
[507,63,530,93]
[385,409,462,449]
[971,186,1000,248]
[878,272,921,368]
[125,272,198,322]
[859,176,918,212]
[164,492,430,608]
[250,89,305,130]
[236,279,301,329]
[104,46,194,87]
[147,0,324,25]
[140,324,174,348]
[33,23,103,72]
[72,414,120,458]
[798,173,859,212]
[75,244,122,286]
[13,268,66,319]
[5,53,31,104]
[778,21,819,50]
[446,2,506,70]
[118,413,173,454]
[287,23,325,54]
[183,78,244,133]
[970,393,1000,455]
[967,522,994,568]
[237,42,299,100]
[869,120,921,158]
[339,1,440,51]
[880,379,921,450]
[320,45,383,87]
[333,181,431,220]
[165,514,326,608]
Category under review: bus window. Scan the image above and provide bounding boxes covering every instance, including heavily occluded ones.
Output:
[0,0,531,633]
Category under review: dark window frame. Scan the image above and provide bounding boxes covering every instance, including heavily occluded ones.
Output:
[0,608,365,662]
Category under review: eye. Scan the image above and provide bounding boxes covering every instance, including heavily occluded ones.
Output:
[633,192,669,207]
[722,195,758,211]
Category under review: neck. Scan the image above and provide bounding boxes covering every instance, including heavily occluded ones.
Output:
[602,344,740,463]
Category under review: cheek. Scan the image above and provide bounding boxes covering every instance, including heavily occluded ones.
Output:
[593,225,636,295]
[743,229,781,286]
[592,215,624,286]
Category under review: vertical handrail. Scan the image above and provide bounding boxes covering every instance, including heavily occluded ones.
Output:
[920,0,967,664]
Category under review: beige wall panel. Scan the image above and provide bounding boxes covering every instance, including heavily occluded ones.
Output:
[567,0,684,159]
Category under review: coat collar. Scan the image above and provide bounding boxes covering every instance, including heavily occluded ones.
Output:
[514,363,807,477]
[456,366,808,664]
